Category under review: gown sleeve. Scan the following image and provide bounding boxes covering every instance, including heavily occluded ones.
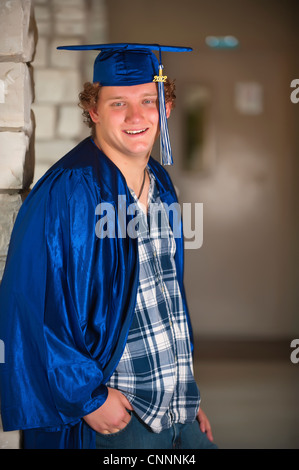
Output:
[0,168,111,431]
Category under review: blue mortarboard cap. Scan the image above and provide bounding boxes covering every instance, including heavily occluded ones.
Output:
[57,43,193,165]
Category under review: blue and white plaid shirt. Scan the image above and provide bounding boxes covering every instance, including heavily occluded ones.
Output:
[106,169,200,433]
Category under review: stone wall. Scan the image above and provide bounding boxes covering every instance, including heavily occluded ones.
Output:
[0,0,36,280]
[32,0,108,184]
[0,0,36,449]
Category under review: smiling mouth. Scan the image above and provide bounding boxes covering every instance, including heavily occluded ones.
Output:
[124,128,148,135]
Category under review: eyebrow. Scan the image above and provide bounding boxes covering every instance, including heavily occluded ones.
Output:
[106,93,158,101]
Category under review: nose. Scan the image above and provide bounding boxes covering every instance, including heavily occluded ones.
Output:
[125,103,143,123]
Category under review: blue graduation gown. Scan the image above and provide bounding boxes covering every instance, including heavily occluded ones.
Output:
[0,137,193,448]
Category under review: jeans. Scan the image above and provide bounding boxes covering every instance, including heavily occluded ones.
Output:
[95,412,218,449]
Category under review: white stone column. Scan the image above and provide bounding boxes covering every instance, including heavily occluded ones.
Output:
[0,0,36,449]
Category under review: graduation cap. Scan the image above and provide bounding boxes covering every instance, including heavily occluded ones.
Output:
[57,43,192,165]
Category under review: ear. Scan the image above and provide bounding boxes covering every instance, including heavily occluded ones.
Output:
[165,101,172,119]
[88,106,100,124]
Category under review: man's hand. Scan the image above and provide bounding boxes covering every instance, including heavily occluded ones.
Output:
[83,387,133,434]
[197,407,214,442]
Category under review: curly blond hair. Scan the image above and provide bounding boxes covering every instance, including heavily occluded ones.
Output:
[78,79,176,136]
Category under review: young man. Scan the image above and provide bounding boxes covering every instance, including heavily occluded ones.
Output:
[0,44,216,449]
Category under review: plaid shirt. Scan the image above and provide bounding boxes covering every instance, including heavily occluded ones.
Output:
[106,169,200,432]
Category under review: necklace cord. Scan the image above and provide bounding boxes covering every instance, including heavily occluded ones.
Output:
[137,168,146,199]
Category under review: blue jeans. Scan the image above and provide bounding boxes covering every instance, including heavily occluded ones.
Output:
[95,412,217,449]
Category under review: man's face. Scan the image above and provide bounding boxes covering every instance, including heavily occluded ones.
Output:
[89,82,170,162]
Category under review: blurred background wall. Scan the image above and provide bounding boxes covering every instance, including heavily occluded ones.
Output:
[0,0,298,449]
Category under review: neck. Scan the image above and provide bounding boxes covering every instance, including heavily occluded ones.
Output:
[93,135,150,195]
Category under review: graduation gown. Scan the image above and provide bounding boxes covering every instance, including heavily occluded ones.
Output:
[0,137,193,448]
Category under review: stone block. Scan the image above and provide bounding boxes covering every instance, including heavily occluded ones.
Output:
[50,38,81,69]
[53,0,86,7]
[32,162,52,186]
[32,104,56,139]
[57,105,83,138]
[0,62,33,130]
[33,4,50,21]
[33,36,47,68]
[54,21,86,37]
[33,138,77,184]
[0,0,36,63]
[0,193,23,258]
[0,429,20,449]
[0,256,7,282]
[35,138,76,165]
[0,416,20,449]
[35,20,51,36]
[34,69,81,104]
[0,131,33,190]
[54,4,86,22]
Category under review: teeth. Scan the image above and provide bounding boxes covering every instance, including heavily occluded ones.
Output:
[125,129,146,134]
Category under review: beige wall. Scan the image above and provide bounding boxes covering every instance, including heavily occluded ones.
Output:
[106,0,299,339]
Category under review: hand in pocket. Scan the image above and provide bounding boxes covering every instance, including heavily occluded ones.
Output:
[83,387,133,434]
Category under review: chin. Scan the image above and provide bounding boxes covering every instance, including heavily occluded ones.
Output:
[128,145,153,157]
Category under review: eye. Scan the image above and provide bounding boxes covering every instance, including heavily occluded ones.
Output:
[111,101,125,107]
[143,98,157,105]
